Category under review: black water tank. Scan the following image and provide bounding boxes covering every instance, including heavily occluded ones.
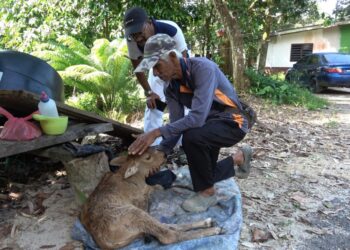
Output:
[0,50,64,102]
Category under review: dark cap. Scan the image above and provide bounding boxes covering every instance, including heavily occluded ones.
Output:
[124,7,148,38]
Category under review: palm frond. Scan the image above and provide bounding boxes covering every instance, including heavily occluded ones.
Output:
[58,71,92,92]
[91,39,115,69]
[57,35,90,56]
[106,53,130,77]
[49,61,71,71]
[81,71,113,89]
[65,64,100,74]
[32,50,62,61]
[113,57,133,90]
[59,71,102,94]
[110,39,129,56]
[32,50,70,70]
[32,39,94,70]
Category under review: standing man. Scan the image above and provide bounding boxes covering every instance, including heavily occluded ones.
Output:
[128,34,253,213]
[124,7,188,145]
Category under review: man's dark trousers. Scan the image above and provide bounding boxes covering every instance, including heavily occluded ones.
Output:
[182,119,246,192]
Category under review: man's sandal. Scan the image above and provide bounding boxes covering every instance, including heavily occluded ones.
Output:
[182,193,217,213]
[235,145,253,179]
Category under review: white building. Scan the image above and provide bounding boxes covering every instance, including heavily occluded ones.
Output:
[265,21,350,72]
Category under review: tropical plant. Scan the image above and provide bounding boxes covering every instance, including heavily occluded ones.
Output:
[32,36,142,121]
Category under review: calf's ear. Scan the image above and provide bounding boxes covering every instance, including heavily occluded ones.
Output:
[124,166,138,179]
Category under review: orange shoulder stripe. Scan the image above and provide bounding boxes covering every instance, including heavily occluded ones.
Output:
[180,85,193,93]
[215,89,237,108]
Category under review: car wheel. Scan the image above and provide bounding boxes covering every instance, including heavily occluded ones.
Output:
[310,78,324,93]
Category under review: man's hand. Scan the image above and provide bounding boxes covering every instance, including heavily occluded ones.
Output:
[128,129,162,155]
[146,92,160,109]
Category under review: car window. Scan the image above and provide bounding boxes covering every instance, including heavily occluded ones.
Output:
[324,54,350,64]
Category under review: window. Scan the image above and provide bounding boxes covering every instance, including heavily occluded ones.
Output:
[324,53,350,63]
[290,43,313,62]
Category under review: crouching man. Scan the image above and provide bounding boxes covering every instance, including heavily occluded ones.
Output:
[128,34,253,213]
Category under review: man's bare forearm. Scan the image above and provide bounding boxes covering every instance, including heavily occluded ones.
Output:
[136,72,151,92]
[131,59,151,92]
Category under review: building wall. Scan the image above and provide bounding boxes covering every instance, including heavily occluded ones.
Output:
[266,26,340,69]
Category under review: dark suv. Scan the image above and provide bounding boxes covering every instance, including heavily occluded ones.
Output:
[285,52,350,93]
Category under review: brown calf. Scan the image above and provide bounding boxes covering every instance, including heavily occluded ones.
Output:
[80,147,221,249]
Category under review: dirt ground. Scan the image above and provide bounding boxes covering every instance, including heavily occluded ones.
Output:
[0,88,349,250]
[236,87,350,250]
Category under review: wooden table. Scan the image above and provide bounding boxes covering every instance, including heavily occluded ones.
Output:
[0,90,142,159]
[0,123,113,159]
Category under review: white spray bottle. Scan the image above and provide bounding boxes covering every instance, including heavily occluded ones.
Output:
[38,91,59,117]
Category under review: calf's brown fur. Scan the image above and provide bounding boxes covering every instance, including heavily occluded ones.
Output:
[80,148,221,249]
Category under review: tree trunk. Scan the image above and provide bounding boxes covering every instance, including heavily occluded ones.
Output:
[212,0,247,91]
[258,15,272,72]
[258,41,269,73]
[103,15,110,40]
[218,37,233,77]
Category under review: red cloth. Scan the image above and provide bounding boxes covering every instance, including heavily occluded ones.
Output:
[0,106,42,141]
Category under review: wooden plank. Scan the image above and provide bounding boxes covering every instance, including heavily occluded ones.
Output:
[0,90,142,140]
[0,123,113,159]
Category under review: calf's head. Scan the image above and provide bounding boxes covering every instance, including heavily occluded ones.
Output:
[110,148,166,179]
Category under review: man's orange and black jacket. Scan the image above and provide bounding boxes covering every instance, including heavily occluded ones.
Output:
[158,57,248,154]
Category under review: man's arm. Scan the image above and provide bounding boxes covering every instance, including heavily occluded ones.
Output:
[159,64,217,139]
[128,90,183,156]
[131,58,160,109]
[131,58,151,92]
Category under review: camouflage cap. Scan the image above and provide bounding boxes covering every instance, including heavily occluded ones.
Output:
[134,34,176,73]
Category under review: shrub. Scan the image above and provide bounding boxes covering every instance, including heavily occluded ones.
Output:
[66,92,102,114]
[245,68,328,110]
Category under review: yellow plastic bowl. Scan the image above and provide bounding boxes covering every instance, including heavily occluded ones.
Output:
[33,114,68,135]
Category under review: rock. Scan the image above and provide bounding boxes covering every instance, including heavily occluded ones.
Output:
[64,152,110,205]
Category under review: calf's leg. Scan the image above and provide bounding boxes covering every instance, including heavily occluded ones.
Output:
[168,217,215,231]
[136,210,221,244]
